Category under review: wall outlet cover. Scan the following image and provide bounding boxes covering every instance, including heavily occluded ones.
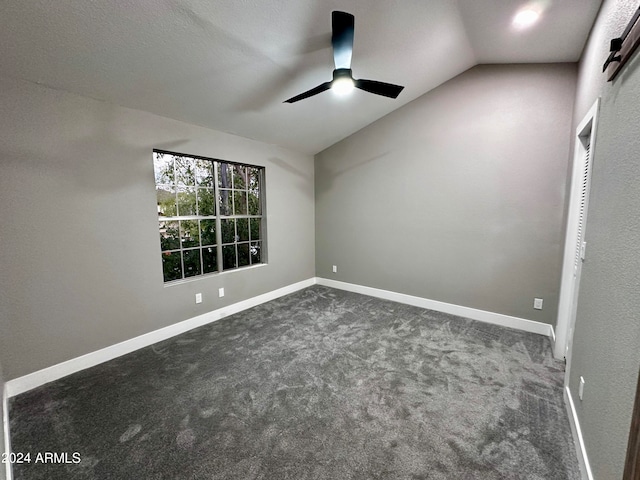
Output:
[218,288,225,298]
[195,293,202,304]
[534,298,543,310]
[332,265,337,273]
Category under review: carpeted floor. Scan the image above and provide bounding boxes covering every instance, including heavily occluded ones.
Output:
[9,286,580,479]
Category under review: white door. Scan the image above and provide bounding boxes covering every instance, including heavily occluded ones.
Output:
[555,99,599,366]
[564,142,592,362]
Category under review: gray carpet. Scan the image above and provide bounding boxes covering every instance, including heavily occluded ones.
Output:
[9,286,580,479]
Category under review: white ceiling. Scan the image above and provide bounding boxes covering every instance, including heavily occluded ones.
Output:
[1,0,602,155]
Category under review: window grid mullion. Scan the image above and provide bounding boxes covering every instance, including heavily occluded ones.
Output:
[173,155,187,279]
[199,218,204,276]
[213,161,224,273]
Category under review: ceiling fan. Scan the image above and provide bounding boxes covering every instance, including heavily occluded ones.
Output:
[284,11,405,103]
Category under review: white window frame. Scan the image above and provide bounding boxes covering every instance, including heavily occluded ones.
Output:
[153,150,266,283]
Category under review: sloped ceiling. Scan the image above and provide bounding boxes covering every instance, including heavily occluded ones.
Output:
[0,0,602,155]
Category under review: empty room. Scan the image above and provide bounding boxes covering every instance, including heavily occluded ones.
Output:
[1,0,639,479]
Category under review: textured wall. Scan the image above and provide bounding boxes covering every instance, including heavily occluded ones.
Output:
[315,64,577,325]
[0,75,315,380]
[567,1,640,478]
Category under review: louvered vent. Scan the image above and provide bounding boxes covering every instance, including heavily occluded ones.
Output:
[574,143,591,271]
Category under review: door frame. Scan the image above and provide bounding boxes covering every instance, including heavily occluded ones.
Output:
[623,368,640,480]
[554,98,600,363]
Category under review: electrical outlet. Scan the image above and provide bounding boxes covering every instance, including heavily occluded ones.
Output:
[534,298,543,310]
[218,287,225,298]
[195,293,202,304]
[579,376,585,400]
[332,265,337,273]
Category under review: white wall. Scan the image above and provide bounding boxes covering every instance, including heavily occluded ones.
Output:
[316,64,577,325]
[565,1,640,478]
[0,75,315,380]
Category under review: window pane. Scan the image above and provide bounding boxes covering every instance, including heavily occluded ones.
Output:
[159,221,180,251]
[154,152,265,283]
[200,219,216,246]
[177,187,197,216]
[195,159,214,187]
[250,242,261,264]
[218,189,232,216]
[154,152,174,185]
[248,190,261,215]
[234,190,248,215]
[249,218,261,241]
[233,165,247,189]
[238,243,250,267]
[237,218,249,242]
[202,247,217,274]
[175,156,196,186]
[162,251,182,281]
[157,187,177,217]
[218,162,232,189]
[183,249,201,277]
[197,188,215,216]
[248,167,260,190]
[180,220,200,248]
[221,219,235,244]
[223,245,237,270]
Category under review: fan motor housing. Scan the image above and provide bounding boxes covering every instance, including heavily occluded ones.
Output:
[333,68,353,81]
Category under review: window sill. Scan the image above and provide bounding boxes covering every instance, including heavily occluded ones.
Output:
[163,262,268,287]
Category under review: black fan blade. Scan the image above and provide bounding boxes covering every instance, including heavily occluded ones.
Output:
[355,79,404,99]
[284,82,332,103]
[332,11,354,69]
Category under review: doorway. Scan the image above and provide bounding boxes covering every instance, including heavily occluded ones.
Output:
[554,98,600,365]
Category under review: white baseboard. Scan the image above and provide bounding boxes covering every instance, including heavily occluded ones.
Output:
[565,386,594,480]
[5,278,316,398]
[3,385,12,480]
[6,276,554,398]
[316,278,554,338]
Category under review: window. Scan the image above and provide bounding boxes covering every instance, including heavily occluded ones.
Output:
[153,150,265,283]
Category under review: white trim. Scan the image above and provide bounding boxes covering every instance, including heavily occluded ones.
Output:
[6,275,555,398]
[565,386,594,480]
[555,98,600,360]
[3,385,12,480]
[5,278,316,398]
[316,278,553,338]
[548,324,556,353]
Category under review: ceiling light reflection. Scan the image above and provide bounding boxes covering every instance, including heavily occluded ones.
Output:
[513,8,540,29]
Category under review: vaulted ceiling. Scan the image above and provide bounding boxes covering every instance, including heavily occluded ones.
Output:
[1,0,602,154]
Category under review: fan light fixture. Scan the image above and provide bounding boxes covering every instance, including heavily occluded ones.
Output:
[332,77,355,95]
[284,12,404,103]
